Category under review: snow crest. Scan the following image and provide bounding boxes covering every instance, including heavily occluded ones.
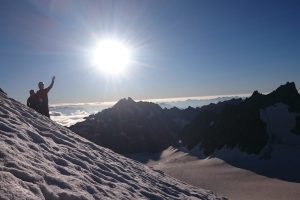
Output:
[0,92,225,200]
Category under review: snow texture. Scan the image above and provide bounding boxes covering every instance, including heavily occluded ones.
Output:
[129,146,300,200]
[0,91,225,200]
[260,103,300,145]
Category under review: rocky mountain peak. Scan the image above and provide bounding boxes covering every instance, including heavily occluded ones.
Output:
[113,97,136,108]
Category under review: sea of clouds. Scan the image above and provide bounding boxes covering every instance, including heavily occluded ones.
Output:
[49,102,115,127]
[50,94,249,127]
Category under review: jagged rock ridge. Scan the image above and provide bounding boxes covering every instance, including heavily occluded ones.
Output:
[70,98,200,154]
[180,82,300,156]
[0,90,225,199]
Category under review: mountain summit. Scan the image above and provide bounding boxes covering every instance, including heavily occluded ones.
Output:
[0,90,224,199]
[70,98,199,154]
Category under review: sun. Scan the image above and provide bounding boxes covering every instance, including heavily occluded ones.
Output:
[91,39,131,75]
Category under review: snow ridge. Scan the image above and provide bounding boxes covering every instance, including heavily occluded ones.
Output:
[0,91,225,199]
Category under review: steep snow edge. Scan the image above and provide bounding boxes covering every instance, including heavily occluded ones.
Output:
[0,91,225,200]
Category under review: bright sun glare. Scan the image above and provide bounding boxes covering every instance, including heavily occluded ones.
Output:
[91,40,130,75]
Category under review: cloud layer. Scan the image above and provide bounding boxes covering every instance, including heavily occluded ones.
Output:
[50,110,90,127]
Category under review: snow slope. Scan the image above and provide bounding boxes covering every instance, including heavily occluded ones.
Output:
[0,90,225,200]
[128,147,300,200]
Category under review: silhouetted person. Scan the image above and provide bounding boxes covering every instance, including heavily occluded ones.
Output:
[27,90,38,111]
[36,76,55,118]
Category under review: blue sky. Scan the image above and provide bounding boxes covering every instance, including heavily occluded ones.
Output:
[0,0,299,104]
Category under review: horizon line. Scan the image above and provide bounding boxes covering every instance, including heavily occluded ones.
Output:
[50,93,251,108]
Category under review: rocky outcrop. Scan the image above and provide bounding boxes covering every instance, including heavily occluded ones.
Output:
[180,82,300,156]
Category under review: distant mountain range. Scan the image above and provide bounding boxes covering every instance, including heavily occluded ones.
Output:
[70,82,300,157]
[157,96,245,109]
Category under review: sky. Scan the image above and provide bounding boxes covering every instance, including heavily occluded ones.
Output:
[0,0,299,104]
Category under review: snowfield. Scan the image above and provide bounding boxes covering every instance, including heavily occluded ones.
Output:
[0,90,225,200]
[128,146,300,200]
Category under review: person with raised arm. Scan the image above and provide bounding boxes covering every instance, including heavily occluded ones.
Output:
[36,76,55,118]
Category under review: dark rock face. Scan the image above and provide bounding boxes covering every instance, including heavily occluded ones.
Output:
[180,82,300,156]
[293,116,300,135]
[70,98,199,154]
[163,106,201,128]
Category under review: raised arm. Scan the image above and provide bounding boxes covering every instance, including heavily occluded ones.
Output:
[45,76,55,93]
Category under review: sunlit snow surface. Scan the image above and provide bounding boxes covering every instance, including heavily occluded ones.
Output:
[0,91,225,200]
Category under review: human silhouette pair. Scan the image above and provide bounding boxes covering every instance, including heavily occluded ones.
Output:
[27,76,55,118]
